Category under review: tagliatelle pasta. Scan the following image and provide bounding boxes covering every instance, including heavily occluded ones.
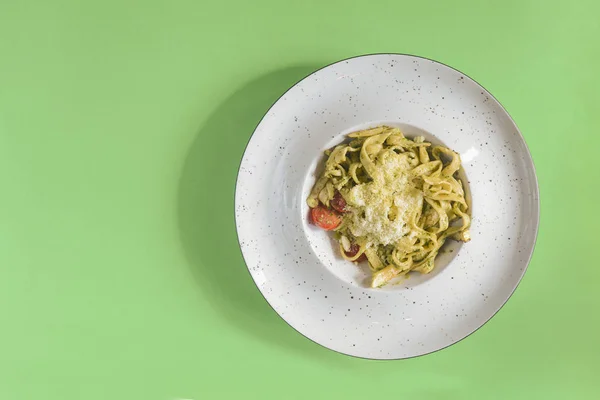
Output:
[307,126,471,288]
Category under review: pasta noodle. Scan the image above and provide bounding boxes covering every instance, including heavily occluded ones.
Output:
[307,126,471,288]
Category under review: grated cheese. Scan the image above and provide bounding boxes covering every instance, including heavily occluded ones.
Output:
[345,151,423,246]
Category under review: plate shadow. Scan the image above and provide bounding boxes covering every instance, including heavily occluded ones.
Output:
[178,66,349,362]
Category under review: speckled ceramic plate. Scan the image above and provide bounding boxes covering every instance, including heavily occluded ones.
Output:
[235,54,539,359]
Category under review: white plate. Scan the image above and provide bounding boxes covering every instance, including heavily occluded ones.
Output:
[235,54,539,359]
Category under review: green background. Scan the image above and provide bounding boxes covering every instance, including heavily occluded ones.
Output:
[1,0,598,399]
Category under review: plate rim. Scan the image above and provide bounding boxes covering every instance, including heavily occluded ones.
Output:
[233,53,540,360]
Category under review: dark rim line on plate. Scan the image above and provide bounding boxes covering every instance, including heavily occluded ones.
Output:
[232,53,541,361]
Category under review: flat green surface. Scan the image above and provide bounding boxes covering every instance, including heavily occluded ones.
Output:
[1,0,598,399]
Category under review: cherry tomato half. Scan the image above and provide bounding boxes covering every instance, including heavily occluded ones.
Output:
[310,205,342,231]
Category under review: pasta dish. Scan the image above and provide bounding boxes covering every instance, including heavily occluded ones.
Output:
[307,126,471,288]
